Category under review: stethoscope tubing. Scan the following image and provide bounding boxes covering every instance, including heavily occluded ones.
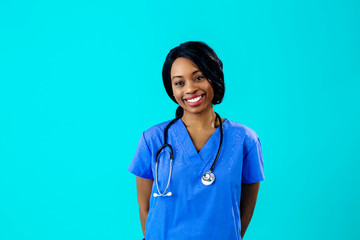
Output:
[154,112,223,197]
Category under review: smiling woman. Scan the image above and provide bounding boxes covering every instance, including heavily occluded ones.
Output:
[128,41,265,240]
[162,41,225,119]
[170,57,214,115]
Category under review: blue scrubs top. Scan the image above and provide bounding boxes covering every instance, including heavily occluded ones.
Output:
[128,118,265,240]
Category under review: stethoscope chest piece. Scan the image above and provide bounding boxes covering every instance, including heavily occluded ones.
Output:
[201,171,215,185]
[154,112,223,196]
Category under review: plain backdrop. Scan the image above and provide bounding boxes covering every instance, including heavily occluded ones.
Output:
[0,0,359,239]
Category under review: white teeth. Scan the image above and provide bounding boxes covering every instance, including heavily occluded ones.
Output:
[186,95,202,103]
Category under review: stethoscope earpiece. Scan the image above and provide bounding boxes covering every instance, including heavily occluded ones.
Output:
[153,192,172,197]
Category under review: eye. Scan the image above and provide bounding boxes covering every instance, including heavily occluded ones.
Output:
[174,81,184,86]
[195,76,204,81]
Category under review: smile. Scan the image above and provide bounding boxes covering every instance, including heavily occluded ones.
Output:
[185,95,203,103]
[184,94,205,107]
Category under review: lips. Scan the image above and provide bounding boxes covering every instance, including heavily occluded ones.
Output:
[183,94,205,107]
[184,94,204,101]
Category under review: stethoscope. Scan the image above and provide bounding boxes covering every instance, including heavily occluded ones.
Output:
[153,112,223,197]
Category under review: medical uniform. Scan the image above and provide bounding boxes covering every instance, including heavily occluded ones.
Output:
[128,118,265,240]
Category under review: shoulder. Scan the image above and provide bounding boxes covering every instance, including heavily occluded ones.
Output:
[225,119,260,146]
[142,119,174,143]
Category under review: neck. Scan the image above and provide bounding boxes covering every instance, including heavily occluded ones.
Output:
[181,108,219,130]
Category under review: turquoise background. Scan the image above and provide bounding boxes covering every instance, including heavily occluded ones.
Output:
[1,0,359,239]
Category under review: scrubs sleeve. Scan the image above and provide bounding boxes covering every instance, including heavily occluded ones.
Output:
[128,131,154,179]
[242,138,265,183]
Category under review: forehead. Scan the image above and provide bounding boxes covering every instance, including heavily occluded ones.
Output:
[170,57,200,76]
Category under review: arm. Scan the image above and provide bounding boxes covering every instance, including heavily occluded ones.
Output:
[240,182,260,239]
[136,176,154,237]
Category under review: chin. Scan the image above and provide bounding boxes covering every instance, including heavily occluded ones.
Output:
[184,106,210,115]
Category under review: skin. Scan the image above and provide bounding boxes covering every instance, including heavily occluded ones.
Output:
[136,57,261,238]
[171,57,225,152]
[137,176,153,236]
[240,182,260,238]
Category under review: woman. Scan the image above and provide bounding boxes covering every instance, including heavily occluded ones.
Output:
[128,41,265,240]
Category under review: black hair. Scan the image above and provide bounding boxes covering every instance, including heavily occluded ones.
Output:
[162,41,225,118]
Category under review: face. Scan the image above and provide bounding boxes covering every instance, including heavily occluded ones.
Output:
[170,57,214,115]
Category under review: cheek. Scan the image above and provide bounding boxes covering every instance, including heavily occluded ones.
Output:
[207,89,215,103]
[205,84,214,98]
[171,87,176,97]
[172,89,183,103]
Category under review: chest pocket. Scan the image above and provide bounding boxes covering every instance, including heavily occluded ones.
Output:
[212,152,243,193]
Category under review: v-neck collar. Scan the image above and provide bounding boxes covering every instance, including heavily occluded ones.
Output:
[172,117,229,175]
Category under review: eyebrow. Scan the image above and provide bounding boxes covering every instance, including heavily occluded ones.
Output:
[171,70,202,81]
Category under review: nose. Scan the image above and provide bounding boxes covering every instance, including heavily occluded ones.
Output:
[184,80,198,94]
